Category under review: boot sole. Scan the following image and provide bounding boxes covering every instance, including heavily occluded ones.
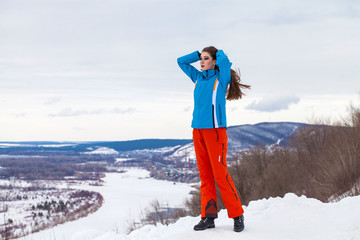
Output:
[234,226,244,232]
[193,224,215,231]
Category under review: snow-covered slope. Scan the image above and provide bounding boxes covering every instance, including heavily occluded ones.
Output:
[72,193,360,240]
[20,168,360,240]
[227,122,305,152]
[84,147,119,155]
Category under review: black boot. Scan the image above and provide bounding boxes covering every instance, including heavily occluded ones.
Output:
[193,217,215,231]
[233,215,245,232]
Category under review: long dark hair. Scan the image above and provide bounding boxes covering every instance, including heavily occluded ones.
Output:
[202,46,251,100]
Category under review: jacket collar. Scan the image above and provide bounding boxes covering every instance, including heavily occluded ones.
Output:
[201,69,217,79]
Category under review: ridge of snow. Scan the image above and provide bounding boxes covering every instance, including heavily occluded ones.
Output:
[84,147,119,155]
[71,193,360,240]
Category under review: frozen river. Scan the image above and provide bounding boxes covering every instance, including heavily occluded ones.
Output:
[21,168,193,240]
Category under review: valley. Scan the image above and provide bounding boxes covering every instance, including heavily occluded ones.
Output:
[0,122,306,239]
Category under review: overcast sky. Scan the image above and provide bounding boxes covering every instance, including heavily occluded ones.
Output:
[1,0,359,141]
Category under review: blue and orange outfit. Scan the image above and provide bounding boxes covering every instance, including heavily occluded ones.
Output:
[177,50,244,219]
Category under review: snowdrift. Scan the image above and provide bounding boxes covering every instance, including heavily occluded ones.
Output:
[71,193,360,240]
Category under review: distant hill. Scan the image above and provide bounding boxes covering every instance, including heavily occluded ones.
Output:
[0,122,307,156]
[0,139,193,155]
[227,122,306,152]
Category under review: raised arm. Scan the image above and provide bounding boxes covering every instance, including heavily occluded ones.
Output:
[216,50,232,85]
[177,51,201,83]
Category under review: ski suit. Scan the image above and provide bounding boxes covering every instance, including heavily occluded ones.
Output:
[177,50,244,219]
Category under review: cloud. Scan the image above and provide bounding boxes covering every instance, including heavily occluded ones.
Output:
[1,0,359,141]
[49,107,136,117]
[44,96,62,105]
[246,95,300,112]
[13,113,27,118]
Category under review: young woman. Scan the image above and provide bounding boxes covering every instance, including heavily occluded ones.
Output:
[177,46,250,232]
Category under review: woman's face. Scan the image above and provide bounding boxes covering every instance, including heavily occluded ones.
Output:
[200,51,216,71]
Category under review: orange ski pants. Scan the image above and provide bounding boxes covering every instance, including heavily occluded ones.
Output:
[193,128,244,219]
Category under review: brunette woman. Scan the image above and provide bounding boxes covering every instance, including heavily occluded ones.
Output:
[177,46,250,232]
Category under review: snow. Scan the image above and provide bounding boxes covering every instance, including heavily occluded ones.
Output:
[84,147,119,155]
[39,144,77,148]
[1,187,102,237]
[0,143,36,148]
[71,193,360,240]
[115,157,135,162]
[21,168,192,240]
[0,155,44,159]
[0,143,76,148]
[166,143,196,163]
[17,168,360,240]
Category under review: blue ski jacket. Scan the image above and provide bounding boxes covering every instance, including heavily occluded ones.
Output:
[177,50,232,129]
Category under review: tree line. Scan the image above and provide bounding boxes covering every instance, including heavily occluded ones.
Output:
[0,155,112,180]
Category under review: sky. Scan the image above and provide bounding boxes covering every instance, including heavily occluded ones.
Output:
[0,0,359,141]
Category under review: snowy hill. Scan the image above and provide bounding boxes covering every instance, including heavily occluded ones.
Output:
[20,168,360,240]
[120,194,360,240]
[227,122,304,152]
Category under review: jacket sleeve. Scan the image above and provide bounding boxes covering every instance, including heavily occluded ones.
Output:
[177,51,201,83]
[216,50,232,85]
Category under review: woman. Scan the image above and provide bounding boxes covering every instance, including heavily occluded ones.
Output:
[177,46,250,232]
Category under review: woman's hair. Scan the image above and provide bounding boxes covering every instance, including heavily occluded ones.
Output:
[202,46,251,100]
